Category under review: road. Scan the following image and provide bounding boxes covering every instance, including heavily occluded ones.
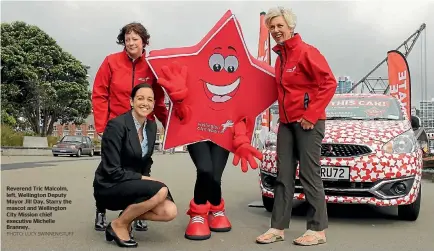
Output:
[1,153,433,251]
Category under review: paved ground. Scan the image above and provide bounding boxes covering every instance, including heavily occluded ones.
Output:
[1,153,433,251]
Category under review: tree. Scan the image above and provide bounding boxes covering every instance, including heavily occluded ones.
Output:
[1,21,91,136]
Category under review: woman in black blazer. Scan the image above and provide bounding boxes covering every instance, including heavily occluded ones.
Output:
[93,83,177,248]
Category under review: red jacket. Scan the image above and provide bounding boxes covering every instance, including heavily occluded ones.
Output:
[92,50,168,134]
[272,34,337,125]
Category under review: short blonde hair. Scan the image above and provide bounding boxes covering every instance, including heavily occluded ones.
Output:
[264,6,297,30]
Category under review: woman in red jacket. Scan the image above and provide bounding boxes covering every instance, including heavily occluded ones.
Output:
[256,7,337,246]
[91,22,169,234]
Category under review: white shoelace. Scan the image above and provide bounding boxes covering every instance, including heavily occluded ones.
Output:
[212,211,225,217]
[191,215,205,224]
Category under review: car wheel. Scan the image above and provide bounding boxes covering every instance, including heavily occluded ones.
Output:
[76,149,82,157]
[398,185,421,221]
[53,154,58,157]
[262,195,274,212]
[89,149,94,157]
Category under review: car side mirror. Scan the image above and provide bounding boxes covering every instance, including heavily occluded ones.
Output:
[411,115,420,130]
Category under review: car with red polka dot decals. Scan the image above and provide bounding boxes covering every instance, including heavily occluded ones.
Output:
[259,94,423,221]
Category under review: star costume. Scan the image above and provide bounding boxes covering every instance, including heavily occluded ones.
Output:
[147,10,277,240]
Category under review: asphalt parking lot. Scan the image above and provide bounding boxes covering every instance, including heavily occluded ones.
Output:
[1,153,433,251]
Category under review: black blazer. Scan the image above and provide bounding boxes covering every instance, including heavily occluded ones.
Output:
[93,110,157,190]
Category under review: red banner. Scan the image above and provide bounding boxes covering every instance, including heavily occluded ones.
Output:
[387,50,411,118]
[257,12,270,64]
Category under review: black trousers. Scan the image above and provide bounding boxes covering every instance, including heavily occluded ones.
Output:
[187,141,230,206]
[271,120,328,231]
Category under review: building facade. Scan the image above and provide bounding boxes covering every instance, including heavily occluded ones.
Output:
[335,76,354,94]
[51,113,97,139]
[420,98,434,130]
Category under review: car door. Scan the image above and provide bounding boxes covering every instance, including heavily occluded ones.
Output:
[87,137,93,153]
[80,136,89,154]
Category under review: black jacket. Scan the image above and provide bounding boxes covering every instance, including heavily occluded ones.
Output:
[93,110,157,190]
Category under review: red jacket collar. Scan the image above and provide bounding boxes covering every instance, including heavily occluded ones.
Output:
[272,33,302,53]
[121,48,146,63]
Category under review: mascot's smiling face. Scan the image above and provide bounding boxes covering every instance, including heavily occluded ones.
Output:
[203,46,241,105]
[196,19,251,111]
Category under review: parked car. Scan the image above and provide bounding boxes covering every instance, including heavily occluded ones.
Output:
[93,137,101,156]
[259,94,423,221]
[52,135,95,157]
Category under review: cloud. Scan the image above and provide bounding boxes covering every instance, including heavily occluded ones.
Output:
[1,0,433,107]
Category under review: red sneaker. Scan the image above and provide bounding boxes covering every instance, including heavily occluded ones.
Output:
[184,199,211,240]
[208,198,232,232]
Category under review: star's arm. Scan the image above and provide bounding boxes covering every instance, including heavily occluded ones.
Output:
[231,116,263,173]
[158,62,192,124]
[152,78,169,129]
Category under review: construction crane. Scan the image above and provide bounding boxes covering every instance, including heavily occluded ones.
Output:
[348,23,427,94]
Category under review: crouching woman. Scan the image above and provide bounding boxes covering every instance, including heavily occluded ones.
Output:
[93,83,177,248]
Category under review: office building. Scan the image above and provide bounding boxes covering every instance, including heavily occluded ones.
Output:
[335,76,354,94]
[420,98,434,130]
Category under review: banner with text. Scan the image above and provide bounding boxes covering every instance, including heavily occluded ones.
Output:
[387,50,411,119]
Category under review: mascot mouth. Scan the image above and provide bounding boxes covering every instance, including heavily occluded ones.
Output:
[203,77,240,103]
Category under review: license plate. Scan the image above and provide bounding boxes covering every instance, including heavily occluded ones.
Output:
[320,166,349,180]
[60,150,66,152]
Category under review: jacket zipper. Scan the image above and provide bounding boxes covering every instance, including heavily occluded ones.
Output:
[279,46,289,123]
[131,61,136,89]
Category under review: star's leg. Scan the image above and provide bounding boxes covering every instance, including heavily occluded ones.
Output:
[208,142,231,232]
[184,141,213,240]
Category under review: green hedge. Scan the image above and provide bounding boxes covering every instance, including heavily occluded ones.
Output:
[1,124,60,147]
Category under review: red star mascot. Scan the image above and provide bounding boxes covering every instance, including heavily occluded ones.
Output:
[146,10,277,240]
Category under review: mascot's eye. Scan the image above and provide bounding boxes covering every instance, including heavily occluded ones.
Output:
[209,53,224,72]
[224,56,239,73]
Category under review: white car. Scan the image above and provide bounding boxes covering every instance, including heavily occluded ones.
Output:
[259,94,423,221]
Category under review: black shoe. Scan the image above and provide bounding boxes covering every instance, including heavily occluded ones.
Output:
[95,212,107,231]
[105,222,138,248]
[134,220,148,231]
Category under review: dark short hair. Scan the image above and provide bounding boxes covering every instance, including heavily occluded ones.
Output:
[131,83,153,99]
[117,22,150,47]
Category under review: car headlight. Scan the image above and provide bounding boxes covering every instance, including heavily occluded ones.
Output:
[382,130,417,154]
[265,132,277,151]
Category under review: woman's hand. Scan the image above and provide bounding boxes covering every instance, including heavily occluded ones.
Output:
[298,118,314,130]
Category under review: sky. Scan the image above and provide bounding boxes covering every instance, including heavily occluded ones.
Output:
[2,0,433,109]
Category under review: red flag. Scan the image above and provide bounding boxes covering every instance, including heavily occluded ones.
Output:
[257,12,270,64]
[387,50,411,119]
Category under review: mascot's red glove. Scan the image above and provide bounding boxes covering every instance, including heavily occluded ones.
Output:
[172,102,191,125]
[157,61,191,124]
[158,61,188,101]
[232,118,263,173]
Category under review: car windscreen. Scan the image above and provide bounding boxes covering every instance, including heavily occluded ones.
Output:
[325,96,404,120]
[61,136,83,142]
